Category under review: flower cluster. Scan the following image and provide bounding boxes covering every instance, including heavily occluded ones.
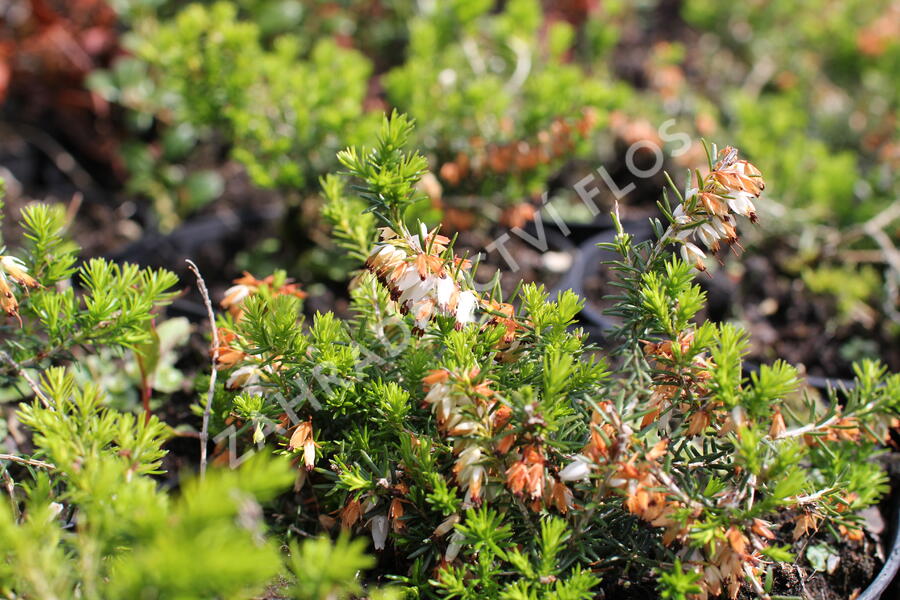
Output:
[214,270,307,389]
[422,368,498,502]
[437,109,599,187]
[336,478,411,551]
[220,271,306,319]
[666,146,766,270]
[422,366,576,516]
[562,402,773,600]
[507,444,576,515]
[0,255,38,323]
[365,224,478,334]
[641,332,717,435]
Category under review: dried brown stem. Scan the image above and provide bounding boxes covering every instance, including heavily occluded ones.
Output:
[186,260,220,479]
[0,454,55,470]
[1,469,18,520]
[0,350,50,409]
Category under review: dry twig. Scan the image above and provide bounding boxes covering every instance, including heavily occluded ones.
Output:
[186,260,220,479]
[0,350,50,409]
[1,469,18,520]
[0,454,55,470]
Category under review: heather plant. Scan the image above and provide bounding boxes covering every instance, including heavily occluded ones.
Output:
[382,0,631,208]
[675,0,900,363]
[90,1,378,228]
[0,199,177,377]
[5,1,898,597]
[211,113,900,598]
[0,182,398,599]
[91,0,638,231]
[0,104,897,597]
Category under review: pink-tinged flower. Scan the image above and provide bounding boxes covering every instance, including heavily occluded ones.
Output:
[550,480,574,514]
[664,146,764,269]
[366,244,406,276]
[433,514,461,537]
[288,420,319,470]
[444,530,465,562]
[454,445,486,501]
[712,215,737,242]
[696,222,722,252]
[0,256,37,288]
[726,191,757,221]
[559,455,592,482]
[455,291,478,326]
[226,365,261,391]
[340,498,362,529]
[435,276,456,310]
[370,514,389,550]
[222,284,252,309]
[365,223,477,334]
[0,256,38,324]
[220,271,306,319]
[679,242,707,271]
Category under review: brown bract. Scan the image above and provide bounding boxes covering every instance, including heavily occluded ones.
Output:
[220,271,307,320]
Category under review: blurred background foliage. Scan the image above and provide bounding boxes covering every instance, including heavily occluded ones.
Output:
[1,0,898,381]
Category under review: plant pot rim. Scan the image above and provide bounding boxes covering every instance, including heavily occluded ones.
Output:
[859,495,900,600]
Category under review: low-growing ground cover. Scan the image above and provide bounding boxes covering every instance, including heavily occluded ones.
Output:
[0,115,897,599]
[0,1,898,598]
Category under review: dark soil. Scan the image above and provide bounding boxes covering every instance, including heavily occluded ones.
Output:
[575,225,900,382]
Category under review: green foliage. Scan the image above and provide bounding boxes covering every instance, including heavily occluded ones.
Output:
[19,367,168,480]
[321,174,376,263]
[19,204,78,285]
[383,0,630,200]
[0,360,298,598]
[656,559,702,600]
[0,447,295,599]
[1,205,178,392]
[726,92,878,226]
[91,1,378,228]
[639,258,707,338]
[93,0,638,235]
[434,511,597,600]
[285,533,375,600]
[0,193,395,599]
[204,121,900,598]
[682,0,898,224]
[337,111,430,227]
[106,453,293,599]
[802,264,881,322]
[4,110,896,597]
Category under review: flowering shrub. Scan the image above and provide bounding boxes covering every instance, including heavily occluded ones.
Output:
[208,114,900,598]
[2,0,897,594]
[89,1,378,229]
[382,0,629,207]
[673,0,899,350]
[0,105,898,597]
[0,182,401,599]
[90,0,635,232]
